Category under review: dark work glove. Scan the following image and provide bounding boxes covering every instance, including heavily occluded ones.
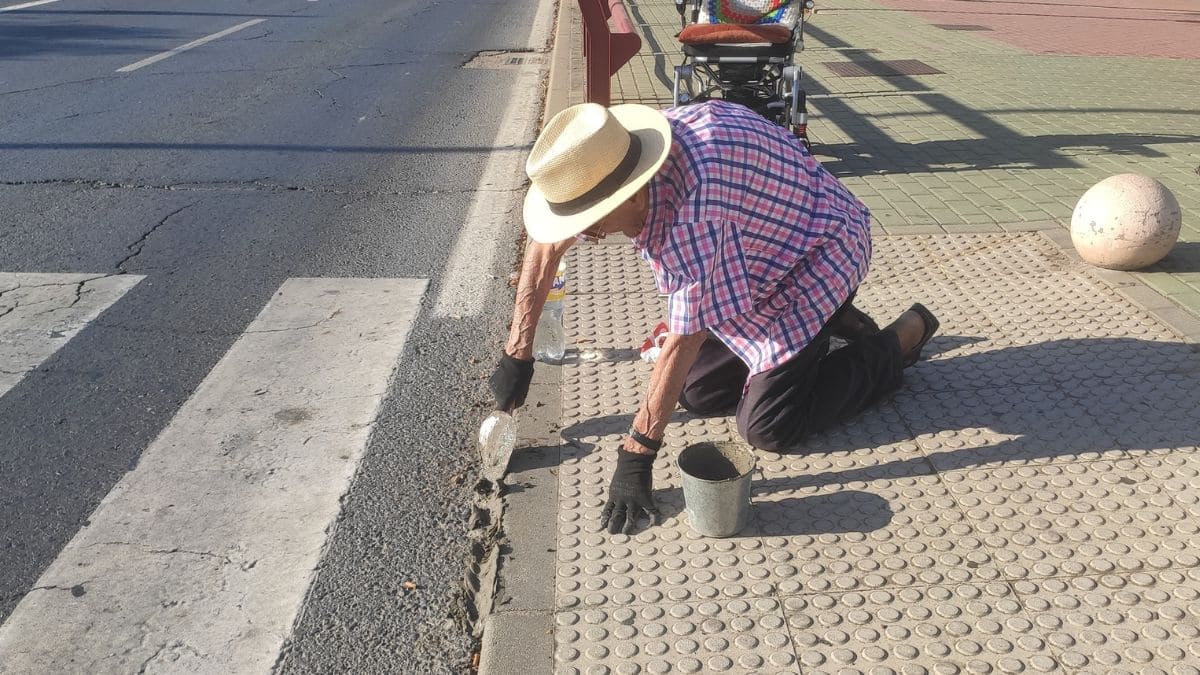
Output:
[489,353,535,412]
[601,449,661,535]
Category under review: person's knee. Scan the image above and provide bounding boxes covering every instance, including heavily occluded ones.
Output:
[738,416,790,453]
[678,389,726,416]
[737,409,813,452]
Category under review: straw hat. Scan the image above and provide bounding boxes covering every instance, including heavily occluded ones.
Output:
[523,103,672,243]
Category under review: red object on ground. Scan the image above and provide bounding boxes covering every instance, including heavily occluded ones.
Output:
[639,322,669,362]
[870,0,1200,58]
[579,0,643,105]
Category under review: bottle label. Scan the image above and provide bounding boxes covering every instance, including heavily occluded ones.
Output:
[547,272,567,302]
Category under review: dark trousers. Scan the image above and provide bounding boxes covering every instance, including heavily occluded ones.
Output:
[678,300,905,452]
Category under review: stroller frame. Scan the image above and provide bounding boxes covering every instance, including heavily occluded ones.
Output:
[671,0,814,146]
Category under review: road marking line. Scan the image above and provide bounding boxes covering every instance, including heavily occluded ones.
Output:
[0,273,144,399]
[0,0,60,11]
[0,277,427,673]
[431,0,556,317]
[116,18,267,73]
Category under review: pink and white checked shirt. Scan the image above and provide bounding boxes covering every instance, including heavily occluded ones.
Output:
[633,101,872,378]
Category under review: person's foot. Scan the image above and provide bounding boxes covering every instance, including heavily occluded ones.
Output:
[885,304,939,367]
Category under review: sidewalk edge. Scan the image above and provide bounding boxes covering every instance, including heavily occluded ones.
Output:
[478,0,572,671]
[1039,228,1200,346]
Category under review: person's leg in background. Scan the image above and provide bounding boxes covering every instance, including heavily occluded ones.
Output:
[677,334,748,416]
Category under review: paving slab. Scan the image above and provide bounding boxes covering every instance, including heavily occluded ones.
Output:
[482,0,1200,670]
[503,231,1200,673]
[611,0,1200,319]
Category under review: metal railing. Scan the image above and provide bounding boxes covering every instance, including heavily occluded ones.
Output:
[578,0,642,105]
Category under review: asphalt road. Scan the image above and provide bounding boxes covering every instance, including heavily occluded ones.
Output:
[0,0,546,669]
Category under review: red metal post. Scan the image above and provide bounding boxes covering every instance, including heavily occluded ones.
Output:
[577,0,642,106]
[606,0,642,75]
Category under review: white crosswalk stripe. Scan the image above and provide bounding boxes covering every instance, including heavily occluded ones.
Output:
[0,276,427,672]
[0,273,145,399]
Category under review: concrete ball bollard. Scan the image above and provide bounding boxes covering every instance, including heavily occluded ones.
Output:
[1070,173,1182,270]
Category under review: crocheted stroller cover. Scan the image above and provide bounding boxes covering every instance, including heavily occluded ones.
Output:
[698,0,800,26]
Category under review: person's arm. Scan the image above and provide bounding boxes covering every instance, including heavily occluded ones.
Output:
[602,329,708,534]
[504,238,575,359]
[490,237,575,412]
[624,330,709,453]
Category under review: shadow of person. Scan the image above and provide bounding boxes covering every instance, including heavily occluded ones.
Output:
[753,491,894,537]
[781,335,1200,486]
[556,335,1200,493]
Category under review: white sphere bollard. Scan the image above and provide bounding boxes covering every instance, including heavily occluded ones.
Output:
[1070,173,1182,270]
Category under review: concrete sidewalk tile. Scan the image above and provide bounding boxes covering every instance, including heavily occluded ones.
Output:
[553,598,800,672]
[999,220,1059,232]
[488,0,1200,667]
[495,446,561,612]
[944,461,1200,581]
[939,222,1002,234]
[1141,272,1195,299]
[1116,281,1178,311]
[1013,569,1200,671]
[784,583,1060,672]
[518,384,562,446]
[479,611,555,674]
[1145,303,1200,343]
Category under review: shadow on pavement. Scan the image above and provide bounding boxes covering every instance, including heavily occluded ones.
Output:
[1148,241,1200,274]
[0,25,178,59]
[800,23,1200,175]
[548,335,1199,535]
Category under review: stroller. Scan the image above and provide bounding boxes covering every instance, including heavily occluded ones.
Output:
[671,0,814,146]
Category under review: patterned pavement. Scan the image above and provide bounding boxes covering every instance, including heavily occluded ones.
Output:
[547,232,1200,674]
[482,1,1200,672]
[614,0,1200,314]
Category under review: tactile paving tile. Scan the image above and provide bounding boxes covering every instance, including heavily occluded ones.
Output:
[558,437,1001,609]
[965,272,1178,344]
[551,228,1200,670]
[854,278,999,346]
[567,244,660,296]
[755,403,930,485]
[1137,452,1200,519]
[566,292,665,354]
[897,385,1127,470]
[1013,569,1200,672]
[561,360,653,428]
[553,599,801,674]
[1066,374,1200,453]
[783,583,1063,673]
[933,232,1071,280]
[943,461,1200,580]
[754,474,1001,595]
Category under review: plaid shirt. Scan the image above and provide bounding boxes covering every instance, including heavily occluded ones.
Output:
[634,101,872,379]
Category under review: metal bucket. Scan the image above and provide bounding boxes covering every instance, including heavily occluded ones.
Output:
[678,441,756,537]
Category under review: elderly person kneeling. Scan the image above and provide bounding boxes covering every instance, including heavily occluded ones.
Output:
[489,100,938,534]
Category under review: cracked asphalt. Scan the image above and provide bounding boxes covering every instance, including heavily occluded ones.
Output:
[0,0,546,670]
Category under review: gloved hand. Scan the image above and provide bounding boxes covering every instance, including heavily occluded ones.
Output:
[488,353,535,412]
[600,449,661,534]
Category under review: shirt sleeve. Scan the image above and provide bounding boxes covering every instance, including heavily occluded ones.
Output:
[657,220,753,335]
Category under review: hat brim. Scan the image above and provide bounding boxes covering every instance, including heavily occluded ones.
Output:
[523,105,672,244]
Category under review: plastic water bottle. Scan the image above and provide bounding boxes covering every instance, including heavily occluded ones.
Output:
[478,410,517,483]
[533,261,567,362]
